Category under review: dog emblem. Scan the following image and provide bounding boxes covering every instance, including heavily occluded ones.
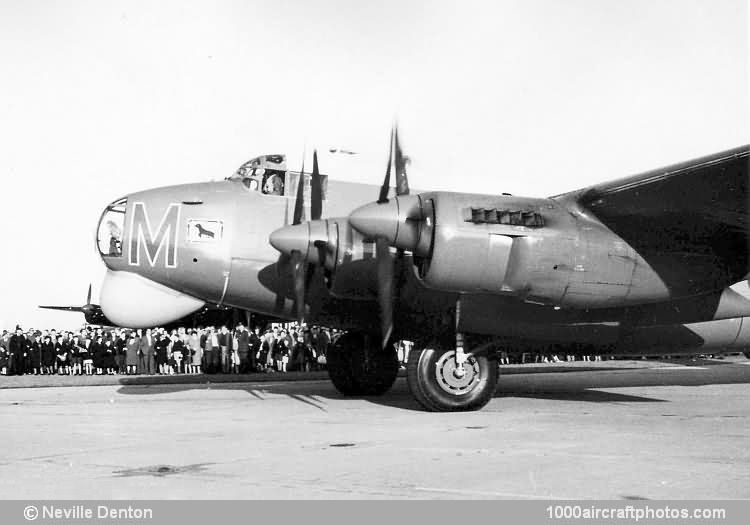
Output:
[195,224,215,239]
[187,220,223,243]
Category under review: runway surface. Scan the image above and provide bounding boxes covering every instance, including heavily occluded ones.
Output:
[1,358,749,499]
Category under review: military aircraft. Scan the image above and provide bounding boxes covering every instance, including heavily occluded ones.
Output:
[88,127,749,411]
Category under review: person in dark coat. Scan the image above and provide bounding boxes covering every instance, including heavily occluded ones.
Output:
[55,336,69,375]
[292,335,307,372]
[249,328,261,372]
[41,336,55,374]
[115,333,127,374]
[90,336,104,374]
[276,336,290,372]
[235,324,250,374]
[139,328,155,375]
[8,327,27,376]
[69,336,80,375]
[28,334,42,375]
[154,332,170,374]
[102,338,116,374]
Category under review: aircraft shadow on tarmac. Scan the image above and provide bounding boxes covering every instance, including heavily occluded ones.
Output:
[115,360,750,412]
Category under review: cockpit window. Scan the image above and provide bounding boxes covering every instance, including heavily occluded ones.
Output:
[97,198,127,257]
[228,153,329,201]
[229,154,287,196]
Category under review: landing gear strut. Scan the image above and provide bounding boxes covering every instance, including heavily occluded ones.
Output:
[327,332,400,396]
[407,344,498,412]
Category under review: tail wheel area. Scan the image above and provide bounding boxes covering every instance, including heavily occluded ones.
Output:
[327,332,400,396]
[407,345,498,412]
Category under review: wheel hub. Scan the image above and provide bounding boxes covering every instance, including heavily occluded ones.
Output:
[435,350,480,395]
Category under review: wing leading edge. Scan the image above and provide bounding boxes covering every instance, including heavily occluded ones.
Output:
[555,145,749,297]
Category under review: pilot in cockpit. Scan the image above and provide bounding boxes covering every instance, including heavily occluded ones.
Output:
[107,221,122,257]
[262,172,284,195]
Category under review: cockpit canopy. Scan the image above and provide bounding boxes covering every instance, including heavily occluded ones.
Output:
[227,154,288,195]
[227,153,328,200]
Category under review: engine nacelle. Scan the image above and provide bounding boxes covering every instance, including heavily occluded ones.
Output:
[407,192,670,308]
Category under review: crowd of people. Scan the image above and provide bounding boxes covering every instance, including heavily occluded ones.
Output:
[2,322,683,378]
[0,323,338,377]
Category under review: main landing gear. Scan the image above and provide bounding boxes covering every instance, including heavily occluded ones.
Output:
[406,343,498,412]
[327,332,399,396]
[326,330,499,411]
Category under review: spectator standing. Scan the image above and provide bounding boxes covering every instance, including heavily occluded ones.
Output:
[154,332,170,374]
[236,324,250,374]
[249,328,261,372]
[115,332,127,374]
[208,328,221,373]
[102,338,116,375]
[218,326,231,374]
[188,329,202,374]
[139,328,155,375]
[0,331,8,374]
[293,335,307,372]
[78,335,92,375]
[55,335,69,375]
[41,335,55,375]
[171,332,185,374]
[125,333,139,374]
[28,333,42,375]
[8,326,26,376]
[90,335,104,374]
[70,335,84,375]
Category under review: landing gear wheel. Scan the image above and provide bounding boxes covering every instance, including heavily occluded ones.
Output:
[327,332,399,396]
[407,345,498,412]
[744,351,750,360]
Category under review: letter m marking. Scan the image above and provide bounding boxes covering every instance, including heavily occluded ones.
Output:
[128,202,181,268]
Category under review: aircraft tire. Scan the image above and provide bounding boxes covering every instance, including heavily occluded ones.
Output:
[407,345,498,412]
[744,351,750,360]
[327,332,399,396]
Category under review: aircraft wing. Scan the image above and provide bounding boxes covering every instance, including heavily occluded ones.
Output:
[555,145,749,297]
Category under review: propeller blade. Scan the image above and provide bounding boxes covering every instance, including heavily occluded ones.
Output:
[311,150,323,221]
[393,125,409,196]
[377,127,395,204]
[38,305,85,312]
[86,283,92,305]
[291,250,306,324]
[293,157,306,225]
[376,238,395,348]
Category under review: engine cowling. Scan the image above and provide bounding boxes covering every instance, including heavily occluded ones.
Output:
[348,192,670,309]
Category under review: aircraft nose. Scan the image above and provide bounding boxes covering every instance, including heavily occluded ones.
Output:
[269,222,311,258]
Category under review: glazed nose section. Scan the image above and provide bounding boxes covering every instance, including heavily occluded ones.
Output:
[99,269,205,328]
[96,197,128,264]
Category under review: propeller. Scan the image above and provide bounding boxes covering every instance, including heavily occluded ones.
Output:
[39,284,108,324]
[284,150,325,323]
[373,124,410,348]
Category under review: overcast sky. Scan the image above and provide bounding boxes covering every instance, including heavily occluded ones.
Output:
[0,0,747,331]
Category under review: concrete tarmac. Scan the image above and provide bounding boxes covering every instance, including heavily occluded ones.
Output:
[1,358,749,499]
